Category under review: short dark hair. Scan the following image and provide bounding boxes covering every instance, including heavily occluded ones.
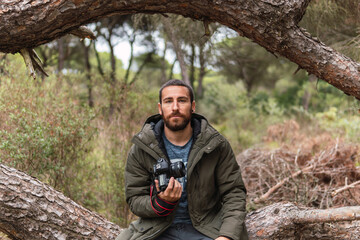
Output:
[159,79,195,104]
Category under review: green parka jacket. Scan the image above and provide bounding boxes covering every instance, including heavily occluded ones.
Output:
[116,114,248,240]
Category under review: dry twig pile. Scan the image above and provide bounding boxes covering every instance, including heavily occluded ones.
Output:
[238,120,360,209]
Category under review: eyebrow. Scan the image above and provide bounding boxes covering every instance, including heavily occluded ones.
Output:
[163,96,189,100]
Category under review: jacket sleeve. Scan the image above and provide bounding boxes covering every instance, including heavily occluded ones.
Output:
[125,145,177,218]
[216,140,248,240]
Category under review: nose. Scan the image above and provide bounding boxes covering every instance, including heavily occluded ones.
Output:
[172,101,179,111]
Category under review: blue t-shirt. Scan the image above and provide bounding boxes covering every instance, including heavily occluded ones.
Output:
[163,133,192,225]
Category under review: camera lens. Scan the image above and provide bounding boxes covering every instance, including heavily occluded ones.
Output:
[170,161,186,178]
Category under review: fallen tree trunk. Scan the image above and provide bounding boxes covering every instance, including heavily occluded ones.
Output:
[247,202,360,240]
[1,0,360,99]
[0,163,122,239]
[1,163,360,239]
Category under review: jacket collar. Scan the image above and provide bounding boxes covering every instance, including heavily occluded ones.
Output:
[145,114,202,159]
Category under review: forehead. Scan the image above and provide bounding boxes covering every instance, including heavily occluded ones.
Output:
[161,86,190,99]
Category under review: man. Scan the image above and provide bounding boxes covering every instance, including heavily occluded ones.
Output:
[117,79,248,240]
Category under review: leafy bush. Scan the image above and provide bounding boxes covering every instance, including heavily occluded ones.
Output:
[199,80,287,152]
[316,107,360,143]
[82,80,158,226]
[0,75,95,199]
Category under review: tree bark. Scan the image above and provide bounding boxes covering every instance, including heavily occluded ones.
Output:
[0,163,122,240]
[81,40,94,108]
[246,202,360,240]
[57,38,65,74]
[129,51,154,85]
[197,43,206,99]
[124,36,135,85]
[162,17,190,85]
[160,40,168,84]
[93,41,104,77]
[1,163,360,240]
[189,44,196,89]
[1,0,360,99]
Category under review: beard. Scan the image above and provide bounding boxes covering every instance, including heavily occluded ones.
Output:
[162,110,192,132]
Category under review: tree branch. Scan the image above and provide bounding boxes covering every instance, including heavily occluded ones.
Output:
[332,180,360,197]
[1,0,360,98]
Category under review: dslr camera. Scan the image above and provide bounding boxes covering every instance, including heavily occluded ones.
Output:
[153,158,186,192]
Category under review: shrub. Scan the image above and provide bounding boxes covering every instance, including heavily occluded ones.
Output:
[0,75,95,199]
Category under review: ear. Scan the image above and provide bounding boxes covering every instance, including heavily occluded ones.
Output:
[191,101,196,113]
[158,102,162,115]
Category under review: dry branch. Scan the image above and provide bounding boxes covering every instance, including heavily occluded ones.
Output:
[239,120,360,208]
[1,0,360,98]
[294,205,360,224]
[254,165,313,203]
[332,180,360,197]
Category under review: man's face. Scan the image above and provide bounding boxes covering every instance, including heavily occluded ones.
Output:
[158,86,195,132]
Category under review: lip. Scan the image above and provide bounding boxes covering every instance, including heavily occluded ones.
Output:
[170,116,183,120]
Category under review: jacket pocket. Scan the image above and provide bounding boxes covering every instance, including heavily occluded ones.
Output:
[118,218,154,240]
[209,213,222,231]
[133,218,153,235]
[116,228,133,240]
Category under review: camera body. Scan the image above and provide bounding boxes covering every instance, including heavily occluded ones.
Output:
[153,158,186,192]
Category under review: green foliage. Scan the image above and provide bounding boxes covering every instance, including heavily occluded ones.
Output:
[213,37,283,93]
[198,77,359,153]
[0,74,95,200]
[316,107,360,142]
[84,82,157,226]
[198,80,285,152]
[275,74,355,113]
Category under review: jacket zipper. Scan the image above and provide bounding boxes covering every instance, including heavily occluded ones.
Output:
[186,132,221,226]
[187,132,220,177]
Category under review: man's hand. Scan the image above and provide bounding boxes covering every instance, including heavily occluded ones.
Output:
[155,177,182,202]
[215,237,231,240]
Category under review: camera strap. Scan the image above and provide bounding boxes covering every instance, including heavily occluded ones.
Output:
[150,184,175,216]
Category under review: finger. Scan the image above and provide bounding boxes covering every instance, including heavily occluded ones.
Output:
[166,177,175,191]
[174,181,183,196]
[168,179,181,197]
[154,179,160,192]
[164,177,176,197]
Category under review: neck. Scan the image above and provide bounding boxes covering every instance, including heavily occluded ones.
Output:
[164,123,192,146]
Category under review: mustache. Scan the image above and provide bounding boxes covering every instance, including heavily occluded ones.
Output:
[169,112,184,117]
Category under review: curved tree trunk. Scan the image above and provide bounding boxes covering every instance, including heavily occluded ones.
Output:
[1,163,360,240]
[0,163,122,240]
[1,0,359,99]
